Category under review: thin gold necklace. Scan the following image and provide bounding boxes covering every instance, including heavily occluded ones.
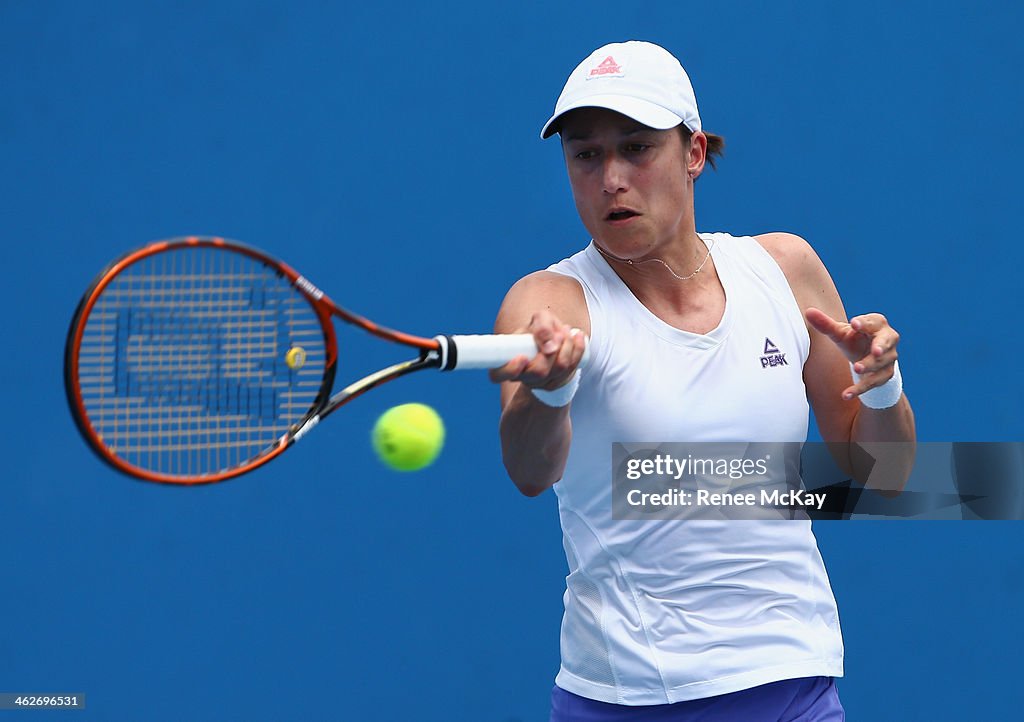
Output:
[594,236,716,281]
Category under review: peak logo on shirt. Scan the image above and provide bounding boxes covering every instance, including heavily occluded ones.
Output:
[760,338,788,368]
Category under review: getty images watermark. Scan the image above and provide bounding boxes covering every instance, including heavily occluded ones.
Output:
[612,442,1024,520]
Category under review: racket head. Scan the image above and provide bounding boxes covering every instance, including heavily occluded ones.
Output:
[64,237,337,484]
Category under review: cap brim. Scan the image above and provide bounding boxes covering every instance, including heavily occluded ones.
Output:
[540,94,685,139]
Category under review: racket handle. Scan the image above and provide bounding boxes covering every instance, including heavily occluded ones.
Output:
[436,333,589,371]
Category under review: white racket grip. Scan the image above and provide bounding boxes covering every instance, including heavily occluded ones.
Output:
[436,332,589,371]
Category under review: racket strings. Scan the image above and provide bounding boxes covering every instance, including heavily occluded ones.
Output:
[76,246,327,477]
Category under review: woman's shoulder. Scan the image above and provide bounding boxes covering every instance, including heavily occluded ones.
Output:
[753,231,818,268]
[751,231,831,292]
[498,269,591,337]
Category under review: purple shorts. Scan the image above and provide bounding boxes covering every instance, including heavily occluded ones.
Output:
[550,676,844,722]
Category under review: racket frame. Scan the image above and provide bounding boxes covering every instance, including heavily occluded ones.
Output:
[64,236,445,485]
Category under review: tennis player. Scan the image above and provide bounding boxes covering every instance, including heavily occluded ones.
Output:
[491,41,916,721]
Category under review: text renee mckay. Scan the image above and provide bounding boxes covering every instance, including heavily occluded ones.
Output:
[626,488,828,511]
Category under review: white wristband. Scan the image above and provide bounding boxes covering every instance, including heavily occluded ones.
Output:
[530,368,581,408]
[852,359,903,409]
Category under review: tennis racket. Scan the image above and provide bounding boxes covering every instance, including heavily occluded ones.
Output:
[64,236,557,484]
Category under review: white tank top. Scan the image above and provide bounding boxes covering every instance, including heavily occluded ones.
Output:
[546,232,844,705]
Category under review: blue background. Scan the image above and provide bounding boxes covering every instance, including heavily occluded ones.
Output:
[2,1,1021,720]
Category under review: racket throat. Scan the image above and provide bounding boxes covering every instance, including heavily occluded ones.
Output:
[290,414,321,444]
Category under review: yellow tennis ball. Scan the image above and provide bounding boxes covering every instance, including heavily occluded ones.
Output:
[371,403,445,472]
[285,346,306,370]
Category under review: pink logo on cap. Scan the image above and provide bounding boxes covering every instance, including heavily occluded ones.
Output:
[589,56,622,77]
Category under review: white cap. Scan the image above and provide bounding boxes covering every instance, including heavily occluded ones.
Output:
[540,41,702,139]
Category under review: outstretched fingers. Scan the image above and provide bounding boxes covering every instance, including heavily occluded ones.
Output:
[850,313,899,362]
[805,307,853,345]
[808,308,902,402]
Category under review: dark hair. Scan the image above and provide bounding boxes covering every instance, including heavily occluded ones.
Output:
[679,126,725,171]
